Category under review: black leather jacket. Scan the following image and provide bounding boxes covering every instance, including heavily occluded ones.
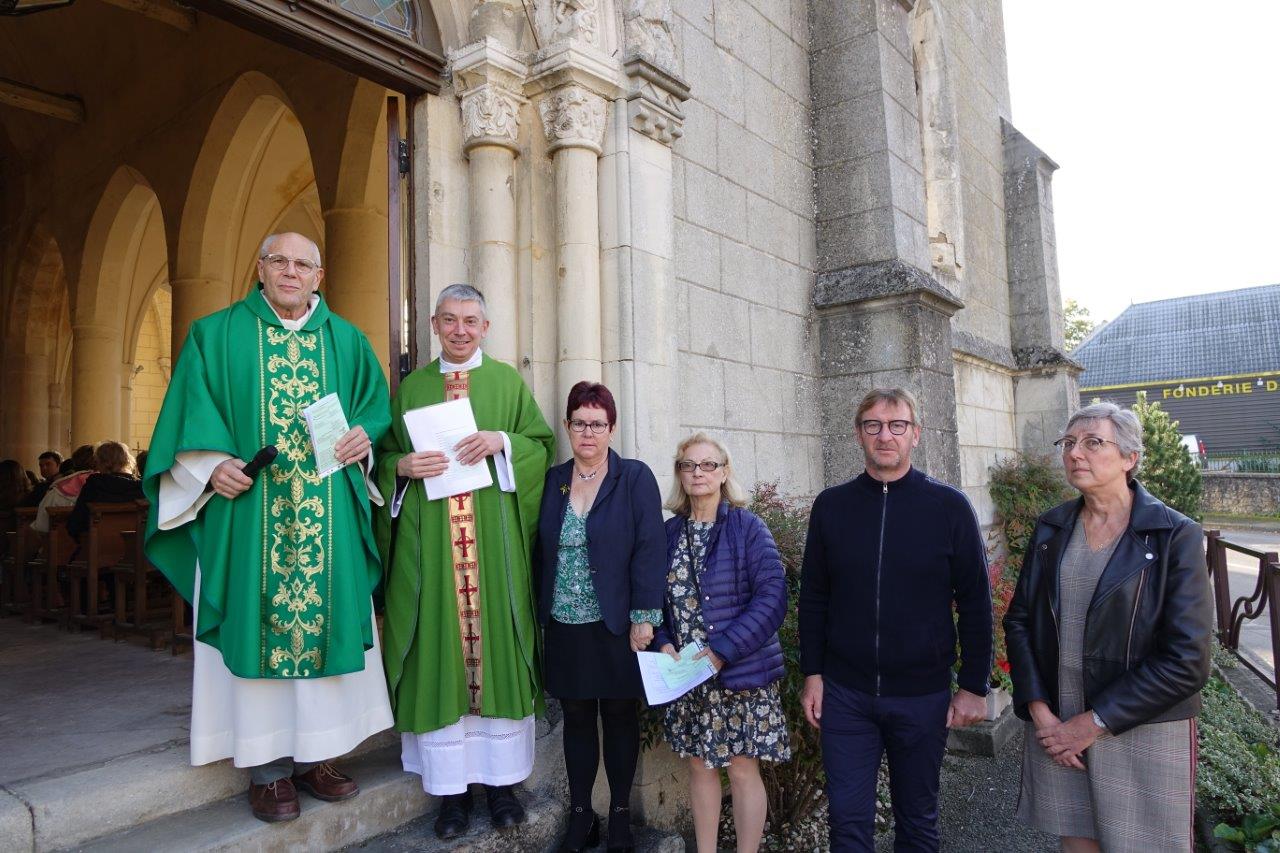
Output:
[1003,481,1213,735]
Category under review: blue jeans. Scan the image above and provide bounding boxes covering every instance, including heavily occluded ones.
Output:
[821,678,950,852]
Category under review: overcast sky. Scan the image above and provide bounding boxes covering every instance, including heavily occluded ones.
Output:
[1002,3,1280,325]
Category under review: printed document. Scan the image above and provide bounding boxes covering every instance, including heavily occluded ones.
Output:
[636,640,718,705]
[302,393,349,478]
[402,398,494,500]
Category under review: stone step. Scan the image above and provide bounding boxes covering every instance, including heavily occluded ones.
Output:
[349,807,687,853]
[66,743,427,853]
[10,729,396,852]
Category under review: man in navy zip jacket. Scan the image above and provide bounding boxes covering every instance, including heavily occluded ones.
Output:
[799,388,992,852]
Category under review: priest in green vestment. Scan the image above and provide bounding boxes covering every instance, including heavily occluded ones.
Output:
[143,233,394,824]
[377,283,554,839]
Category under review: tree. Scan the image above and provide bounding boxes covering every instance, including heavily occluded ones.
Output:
[1133,393,1203,521]
[1063,298,1096,351]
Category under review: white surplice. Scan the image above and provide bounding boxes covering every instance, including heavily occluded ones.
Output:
[159,296,392,768]
[394,347,534,795]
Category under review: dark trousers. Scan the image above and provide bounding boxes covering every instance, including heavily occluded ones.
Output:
[561,698,640,810]
[821,678,950,853]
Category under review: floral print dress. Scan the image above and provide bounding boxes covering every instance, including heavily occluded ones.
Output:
[661,519,791,769]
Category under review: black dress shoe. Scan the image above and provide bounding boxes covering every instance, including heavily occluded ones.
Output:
[558,805,600,852]
[433,790,472,840]
[485,783,526,828]
[606,804,634,852]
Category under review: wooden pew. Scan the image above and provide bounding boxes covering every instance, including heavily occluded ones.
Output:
[105,501,174,648]
[29,506,74,622]
[64,502,136,630]
[5,507,37,616]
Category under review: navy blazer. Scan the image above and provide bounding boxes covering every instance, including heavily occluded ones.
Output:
[533,448,667,636]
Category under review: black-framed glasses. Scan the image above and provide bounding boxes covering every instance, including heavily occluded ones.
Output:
[261,253,319,275]
[859,419,913,436]
[568,419,610,435]
[676,460,727,473]
[1053,436,1121,454]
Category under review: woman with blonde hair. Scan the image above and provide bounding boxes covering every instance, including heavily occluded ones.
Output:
[652,432,790,853]
[67,441,143,540]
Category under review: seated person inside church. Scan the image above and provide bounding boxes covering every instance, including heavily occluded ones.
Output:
[66,441,144,541]
[32,443,96,534]
[0,459,32,512]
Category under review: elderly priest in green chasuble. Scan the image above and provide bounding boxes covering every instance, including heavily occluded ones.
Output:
[143,233,393,824]
[377,283,554,839]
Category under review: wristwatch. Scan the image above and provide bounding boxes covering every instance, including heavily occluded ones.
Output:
[1090,710,1107,732]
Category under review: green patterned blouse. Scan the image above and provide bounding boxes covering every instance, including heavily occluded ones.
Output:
[551,505,663,626]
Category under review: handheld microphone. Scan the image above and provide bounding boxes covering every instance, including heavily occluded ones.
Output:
[240,445,279,481]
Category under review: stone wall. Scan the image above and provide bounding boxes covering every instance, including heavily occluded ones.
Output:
[955,355,1016,526]
[1203,472,1280,517]
[128,289,171,452]
[671,0,822,497]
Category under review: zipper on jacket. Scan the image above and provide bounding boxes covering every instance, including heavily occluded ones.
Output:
[1126,544,1150,667]
[875,481,888,696]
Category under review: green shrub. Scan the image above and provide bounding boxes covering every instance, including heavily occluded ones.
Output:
[1198,672,1280,849]
[1133,394,1203,521]
[988,454,1072,563]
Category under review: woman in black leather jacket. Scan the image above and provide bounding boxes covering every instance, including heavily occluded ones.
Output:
[1004,402,1212,853]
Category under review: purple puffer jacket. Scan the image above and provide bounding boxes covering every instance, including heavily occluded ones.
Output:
[652,502,787,691]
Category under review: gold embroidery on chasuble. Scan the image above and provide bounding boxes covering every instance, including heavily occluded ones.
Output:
[258,321,333,677]
[446,371,484,714]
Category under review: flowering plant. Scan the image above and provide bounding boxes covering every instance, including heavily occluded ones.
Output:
[988,554,1017,693]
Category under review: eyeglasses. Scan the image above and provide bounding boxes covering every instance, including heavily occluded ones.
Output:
[1054,436,1122,454]
[261,254,320,275]
[676,460,728,473]
[859,419,913,436]
[568,419,610,435]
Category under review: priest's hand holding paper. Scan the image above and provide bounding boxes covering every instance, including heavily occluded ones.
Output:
[658,643,680,661]
[397,451,450,479]
[211,459,253,499]
[454,430,504,466]
[333,425,371,465]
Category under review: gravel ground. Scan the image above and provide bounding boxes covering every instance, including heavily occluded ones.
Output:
[876,726,1056,852]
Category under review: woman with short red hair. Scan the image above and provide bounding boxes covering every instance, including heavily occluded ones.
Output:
[532,381,666,853]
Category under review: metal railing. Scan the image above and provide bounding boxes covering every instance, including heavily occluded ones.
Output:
[1205,530,1280,711]
[1203,451,1280,472]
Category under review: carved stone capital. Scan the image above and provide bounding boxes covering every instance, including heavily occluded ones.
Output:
[538,84,608,154]
[451,39,529,153]
[623,0,678,73]
[623,56,689,146]
[533,0,603,50]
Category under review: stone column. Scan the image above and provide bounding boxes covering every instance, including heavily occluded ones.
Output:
[811,0,963,486]
[169,277,230,360]
[323,206,391,366]
[71,324,123,446]
[48,382,65,453]
[120,361,136,448]
[529,43,622,428]
[3,353,51,466]
[1002,120,1081,451]
[453,39,528,366]
[598,52,688,484]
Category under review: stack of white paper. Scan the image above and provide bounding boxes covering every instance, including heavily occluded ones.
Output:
[402,398,494,500]
[302,393,350,478]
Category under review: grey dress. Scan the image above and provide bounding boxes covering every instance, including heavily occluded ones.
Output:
[1017,519,1196,851]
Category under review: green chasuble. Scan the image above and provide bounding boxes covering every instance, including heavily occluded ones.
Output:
[376,356,554,733]
[143,287,391,679]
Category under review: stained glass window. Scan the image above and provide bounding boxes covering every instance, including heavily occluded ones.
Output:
[338,0,416,39]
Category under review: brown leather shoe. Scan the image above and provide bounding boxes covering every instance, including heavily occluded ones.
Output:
[248,778,301,822]
[293,762,360,802]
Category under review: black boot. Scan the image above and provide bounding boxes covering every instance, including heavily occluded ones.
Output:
[606,804,634,852]
[433,789,472,840]
[558,804,600,852]
[485,783,526,828]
